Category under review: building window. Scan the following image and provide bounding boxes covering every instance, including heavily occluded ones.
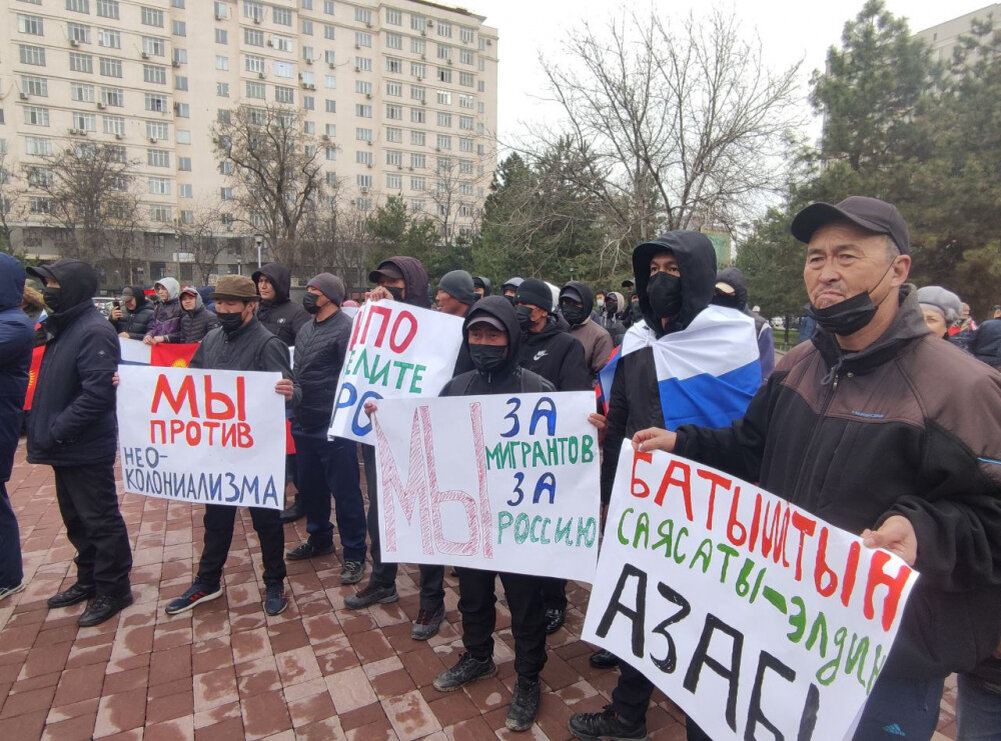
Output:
[437,134,451,150]
[66,0,90,13]
[354,7,371,24]
[146,121,168,140]
[70,53,94,74]
[141,7,164,27]
[325,75,336,89]
[243,1,263,22]
[178,157,192,171]
[274,61,293,78]
[245,28,264,46]
[410,108,425,124]
[437,21,452,38]
[101,87,123,106]
[22,76,48,97]
[459,115,473,131]
[29,197,53,214]
[324,123,337,137]
[325,99,336,113]
[386,104,402,120]
[246,81,265,98]
[174,76,188,91]
[459,159,473,174]
[302,20,313,35]
[355,127,372,142]
[98,28,121,48]
[150,205,172,222]
[437,112,452,127]
[410,176,425,190]
[386,57,402,74]
[148,149,170,167]
[410,153,425,168]
[386,81,402,97]
[355,104,372,118]
[102,115,124,135]
[149,177,171,195]
[274,6,292,25]
[437,90,451,105]
[355,31,372,47]
[438,68,452,84]
[70,83,95,102]
[411,15,426,32]
[18,15,45,35]
[274,35,294,52]
[23,107,50,127]
[437,44,452,61]
[72,112,97,132]
[25,137,53,156]
[410,85,425,101]
[324,24,335,40]
[460,27,475,44]
[356,151,373,165]
[355,57,372,71]
[411,38,426,55]
[142,36,165,56]
[411,62,426,78]
[217,82,230,97]
[460,72,475,87]
[386,32,404,49]
[356,80,372,95]
[177,130,191,144]
[386,173,402,189]
[144,93,168,112]
[179,184,193,198]
[386,8,401,25]
[460,49,473,65]
[143,64,167,84]
[410,198,425,212]
[97,0,119,19]
[275,85,294,104]
[386,150,402,165]
[172,20,186,36]
[19,45,46,66]
[215,29,228,44]
[245,55,265,73]
[386,127,402,143]
[411,131,425,146]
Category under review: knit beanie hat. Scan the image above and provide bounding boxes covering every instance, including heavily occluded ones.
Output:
[917,286,962,324]
[437,270,477,305]
[307,272,346,306]
[515,278,553,313]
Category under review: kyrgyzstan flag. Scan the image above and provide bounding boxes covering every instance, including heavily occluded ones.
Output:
[22,345,45,411]
[150,343,198,367]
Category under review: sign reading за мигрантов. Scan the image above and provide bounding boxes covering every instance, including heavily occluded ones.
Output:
[582,443,919,741]
[116,365,286,510]
[371,391,600,582]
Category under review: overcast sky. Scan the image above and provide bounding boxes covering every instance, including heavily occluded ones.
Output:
[466,0,994,147]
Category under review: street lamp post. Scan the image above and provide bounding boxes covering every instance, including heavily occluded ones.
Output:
[254,233,264,269]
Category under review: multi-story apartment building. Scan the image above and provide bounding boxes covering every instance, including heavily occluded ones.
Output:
[0,0,498,285]
[915,4,1000,64]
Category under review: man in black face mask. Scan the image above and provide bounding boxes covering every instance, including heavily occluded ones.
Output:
[576,197,1001,741]
[559,282,614,383]
[164,275,294,618]
[279,274,367,588]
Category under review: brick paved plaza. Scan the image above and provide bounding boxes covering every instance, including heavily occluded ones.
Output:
[0,446,960,740]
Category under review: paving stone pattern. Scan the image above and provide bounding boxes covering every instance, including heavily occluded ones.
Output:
[0,447,960,740]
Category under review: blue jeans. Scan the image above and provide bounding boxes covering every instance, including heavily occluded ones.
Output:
[292,425,366,562]
[957,673,1001,741]
[0,482,23,589]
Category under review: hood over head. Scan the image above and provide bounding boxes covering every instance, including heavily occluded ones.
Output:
[560,281,594,315]
[501,277,524,293]
[180,285,204,311]
[122,285,149,310]
[463,295,523,377]
[632,231,717,336]
[0,253,26,312]
[252,262,292,304]
[606,291,625,309]
[154,277,181,301]
[473,276,492,296]
[27,258,99,312]
[373,256,430,308]
[715,267,749,311]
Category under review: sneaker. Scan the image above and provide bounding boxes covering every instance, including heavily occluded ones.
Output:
[164,582,223,615]
[568,705,648,741]
[286,541,335,561]
[545,607,565,634]
[411,604,445,640]
[279,500,305,523]
[264,584,288,616]
[78,592,134,627]
[433,652,497,692]
[589,648,620,669]
[47,582,96,609]
[506,676,541,732]
[0,583,25,603]
[344,583,398,609]
[340,560,364,585]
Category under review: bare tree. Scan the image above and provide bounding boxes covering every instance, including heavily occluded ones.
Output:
[29,142,143,268]
[539,10,801,263]
[173,206,229,285]
[212,104,325,271]
[0,148,26,254]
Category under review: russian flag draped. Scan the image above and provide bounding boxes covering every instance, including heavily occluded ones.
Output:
[597,305,761,430]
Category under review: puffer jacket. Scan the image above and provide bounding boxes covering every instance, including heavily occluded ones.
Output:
[172,292,218,344]
[190,317,292,378]
[145,277,182,340]
[291,308,353,431]
[674,286,1001,679]
[562,281,614,380]
[26,260,120,467]
[518,316,591,393]
[112,286,154,339]
[600,291,627,346]
[0,254,33,482]
[252,263,309,346]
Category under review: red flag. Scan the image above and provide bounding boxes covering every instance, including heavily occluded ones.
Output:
[150,343,199,367]
[23,345,45,411]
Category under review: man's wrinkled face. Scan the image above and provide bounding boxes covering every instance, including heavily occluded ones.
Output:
[803,222,903,310]
[257,276,275,301]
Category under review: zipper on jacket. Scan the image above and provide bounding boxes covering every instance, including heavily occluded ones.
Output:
[791,363,844,497]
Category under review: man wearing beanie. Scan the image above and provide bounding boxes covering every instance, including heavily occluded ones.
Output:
[558,281,614,382]
[164,274,294,617]
[513,278,590,635]
[436,269,478,318]
[281,274,367,586]
[916,285,962,339]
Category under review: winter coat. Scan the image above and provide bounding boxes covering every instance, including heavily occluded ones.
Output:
[112,286,154,339]
[252,263,309,346]
[0,254,33,482]
[145,277,182,340]
[190,317,292,379]
[173,292,218,344]
[971,318,1001,369]
[674,287,1001,680]
[441,296,555,397]
[517,315,591,393]
[562,281,614,380]
[599,291,627,346]
[291,308,353,431]
[377,256,432,309]
[26,260,120,467]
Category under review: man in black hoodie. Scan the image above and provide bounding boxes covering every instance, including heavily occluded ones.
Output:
[345,257,448,641]
[252,263,310,346]
[26,259,133,627]
[110,286,154,339]
[513,278,591,634]
[429,296,555,732]
[559,281,614,382]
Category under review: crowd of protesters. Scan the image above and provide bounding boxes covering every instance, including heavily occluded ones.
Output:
[1,193,1000,739]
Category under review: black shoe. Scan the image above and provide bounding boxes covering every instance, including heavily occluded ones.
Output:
[545,607,565,635]
[506,676,541,732]
[411,604,445,640]
[165,582,223,615]
[279,501,304,523]
[433,652,497,692]
[344,583,398,609]
[286,541,335,560]
[589,648,620,668]
[78,592,134,627]
[568,705,648,740]
[264,584,288,616]
[47,582,96,609]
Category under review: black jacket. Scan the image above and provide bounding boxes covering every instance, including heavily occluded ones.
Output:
[633,231,717,338]
[379,255,432,309]
[190,317,293,379]
[26,260,120,467]
[675,288,1001,679]
[112,286,154,339]
[173,293,218,344]
[971,319,1001,369]
[0,254,33,482]
[291,308,353,431]
[518,316,590,393]
[252,263,309,346]
[441,296,554,396]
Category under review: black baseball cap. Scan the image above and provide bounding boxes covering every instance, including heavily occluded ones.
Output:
[791,196,910,254]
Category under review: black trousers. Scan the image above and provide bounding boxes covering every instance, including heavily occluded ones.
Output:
[362,443,444,610]
[458,567,547,679]
[0,482,23,589]
[53,463,132,597]
[541,576,567,611]
[197,503,286,587]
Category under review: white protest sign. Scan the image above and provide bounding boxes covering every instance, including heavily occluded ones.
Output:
[328,299,463,443]
[582,443,919,741]
[116,365,286,510]
[372,391,600,582]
